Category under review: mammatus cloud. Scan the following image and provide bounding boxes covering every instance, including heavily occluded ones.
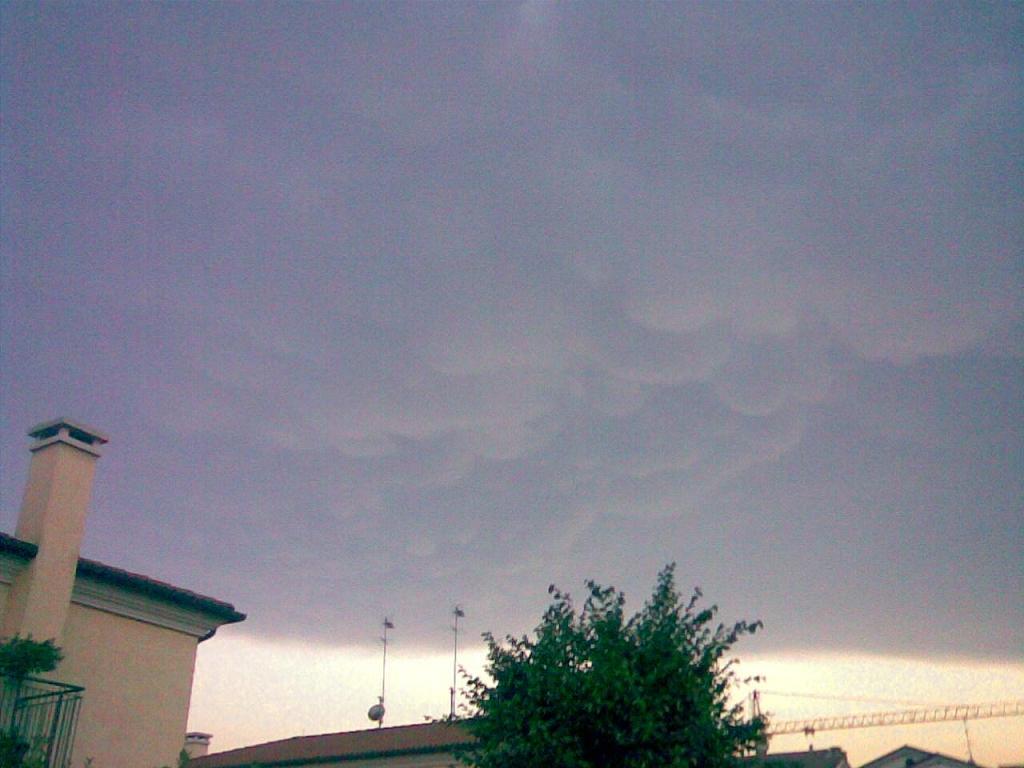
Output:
[1,3,1020,660]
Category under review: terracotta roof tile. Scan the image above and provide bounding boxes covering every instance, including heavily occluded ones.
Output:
[0,532,37,559]
[76,557,245,623]
[0,531,244,624]
[742,748,850,768]
[192,722,473,767]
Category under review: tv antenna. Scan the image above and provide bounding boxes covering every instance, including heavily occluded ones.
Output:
[367,617,394,728]
[450,605,465,719]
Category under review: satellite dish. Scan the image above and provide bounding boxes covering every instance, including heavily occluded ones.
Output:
[368,703,385,722]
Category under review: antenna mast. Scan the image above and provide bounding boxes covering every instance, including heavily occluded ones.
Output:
[450,605,465,719]
[381,617,393,710]
[367,617,394,728]
[963,717,975,764]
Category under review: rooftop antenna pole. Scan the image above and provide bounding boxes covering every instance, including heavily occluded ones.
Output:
[381,618,393,722]
[368,618,393,729]
[450,606,465,719]
[745,676,767,758]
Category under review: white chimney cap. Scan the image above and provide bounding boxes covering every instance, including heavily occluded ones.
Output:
[27,417,109,456]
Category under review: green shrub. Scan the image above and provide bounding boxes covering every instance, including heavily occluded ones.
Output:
[0,636,62,681]
[0,636,64,767]
[0,731,30,767]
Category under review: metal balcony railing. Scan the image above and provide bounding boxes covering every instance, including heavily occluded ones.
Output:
[0,675,84,768]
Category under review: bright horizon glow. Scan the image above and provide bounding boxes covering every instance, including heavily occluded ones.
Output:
[188,628,1024,766]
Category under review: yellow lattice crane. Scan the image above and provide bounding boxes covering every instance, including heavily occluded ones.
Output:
[766,699,1024,737]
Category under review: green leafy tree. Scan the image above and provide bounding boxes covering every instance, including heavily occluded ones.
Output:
[458,564,765,768]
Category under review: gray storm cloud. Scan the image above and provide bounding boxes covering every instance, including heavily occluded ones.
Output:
[1,2,1020,658]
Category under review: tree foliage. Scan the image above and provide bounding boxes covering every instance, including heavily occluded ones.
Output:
[458,565,765,768]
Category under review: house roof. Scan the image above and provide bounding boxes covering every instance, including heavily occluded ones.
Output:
[192,722,473,767]
[0,532,38,559]
[192,726,851,768]
[0,531,245,625]
[860,745,983,768]
[743,747,850,768]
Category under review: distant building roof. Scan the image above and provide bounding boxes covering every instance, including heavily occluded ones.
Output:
[192,722,472,767]
[192,726,853,768]
[0,531,245,625]
[860,745,984,768]
[743,747,851,768]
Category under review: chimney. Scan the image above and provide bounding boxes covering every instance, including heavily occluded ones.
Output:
[184,733,213,759]
[755,738,768,759]
[1,418,108,641]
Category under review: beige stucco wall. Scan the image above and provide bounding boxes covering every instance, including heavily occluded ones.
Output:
[57,602,200,768]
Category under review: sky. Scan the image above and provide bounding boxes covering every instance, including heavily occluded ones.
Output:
[1,0,1022,762]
